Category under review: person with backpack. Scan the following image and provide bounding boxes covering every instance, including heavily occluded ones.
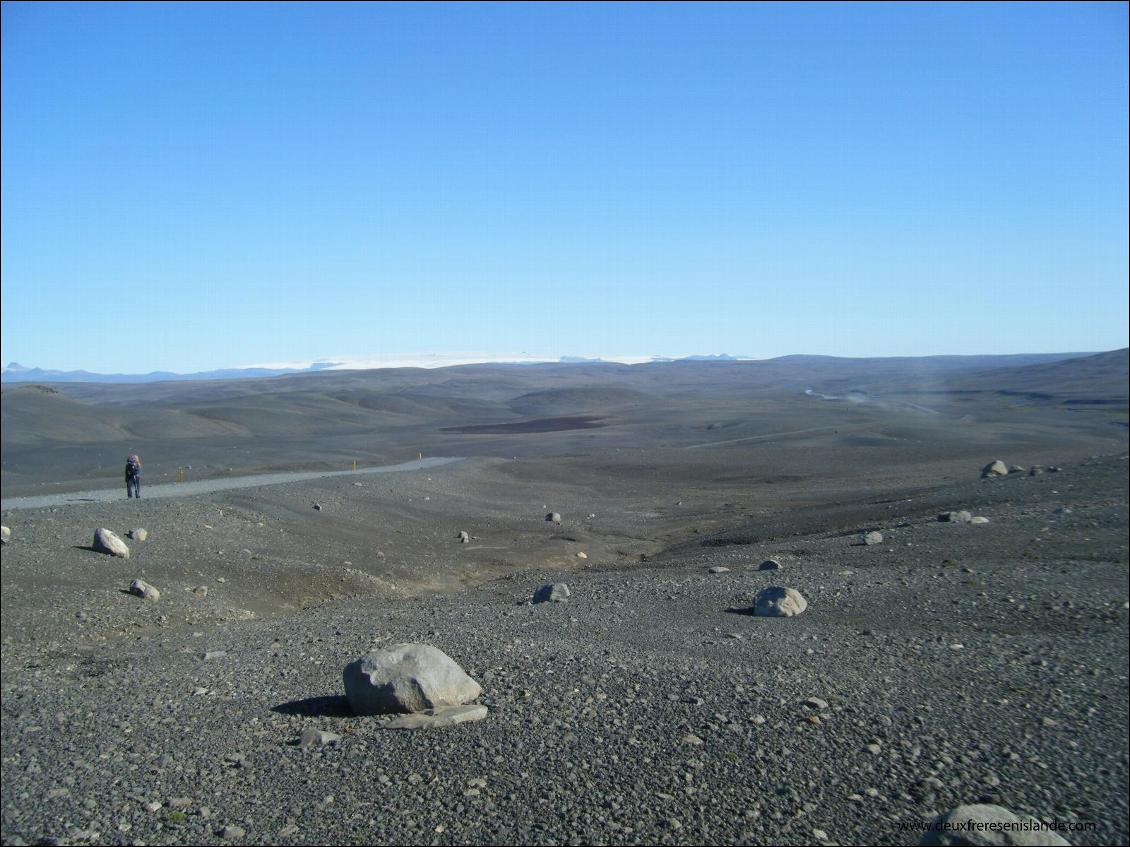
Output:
[125,454,142,499]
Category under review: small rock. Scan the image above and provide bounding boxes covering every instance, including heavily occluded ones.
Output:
[938,511,973,524]
[92,528,130,558]
[802,697,829,710]
[457,530,470,543]
[192,585,209,597]
[545,512,562,524]
[981,460,1009,478]
[219,825,245,840]
[1,526,10,544]
[919,803,1070,845]
[298,728,342,748]
[758,559,782,571]
[752,586,808,617]
[128,579,160,601]
[127,528,148,541]
[708,566,730,574]
[576,551,588,559]
[863,531,883,545]
[970,516,990,525]
[312,503,322,511]
[381,704,489,730]
[533,583,571,604]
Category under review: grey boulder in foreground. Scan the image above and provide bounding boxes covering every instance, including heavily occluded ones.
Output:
[752,586,808,617]
[343,643,482,716]
[919,803,1071,845]
[91,528,129,558]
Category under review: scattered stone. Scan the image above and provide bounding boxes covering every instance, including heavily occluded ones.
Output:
[127,528,148,541]
[545,512,562,525]
[298,728,341,748]
[919,803,1071,845]
[802,697,829,710]
[752,586,808,617]
[219,824,246,840]
[1009,465,1026,474]
[192,585,209,597]
[1,526,10,544]
[981,460,1009,478]
[576,551,588,559]
[863,531,883,545]
[1053,506,1072,515]
[128,579,160,601]
[939,511,973,524]
[457,530,470,543]
[533,583,571,604]
[343,643,482,716]
[708,566,730,574]
[1029,466,1045,476]
[203,651,227,661]
[381,704,488,730]
[312,503,322,511]
[758,559,782,571]
[92,528,130,558]
[970,516,991,525]
[168,797,193,809]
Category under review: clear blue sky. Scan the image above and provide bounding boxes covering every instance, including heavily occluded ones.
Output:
[2,2,1127,373]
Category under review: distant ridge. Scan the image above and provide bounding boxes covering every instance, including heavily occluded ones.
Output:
[1,361,341,385]
[0,351,1103,386]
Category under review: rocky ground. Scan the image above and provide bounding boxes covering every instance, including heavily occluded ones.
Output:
[1,447,1127,845]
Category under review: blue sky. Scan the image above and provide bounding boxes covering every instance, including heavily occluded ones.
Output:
[2,2,1127,373]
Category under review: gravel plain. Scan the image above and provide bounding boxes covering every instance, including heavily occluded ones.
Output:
[2,449,1127,846]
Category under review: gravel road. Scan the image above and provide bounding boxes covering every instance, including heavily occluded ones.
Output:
[0,457,464,511]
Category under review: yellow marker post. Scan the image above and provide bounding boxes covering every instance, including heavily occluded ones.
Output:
[352,460,357,472]
[176,467,185,483]
[418,452,423,460]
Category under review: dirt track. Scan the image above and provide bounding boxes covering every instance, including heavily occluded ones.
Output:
[0,456,463,511]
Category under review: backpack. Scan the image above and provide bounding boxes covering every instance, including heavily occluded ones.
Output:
[127,458,141,478]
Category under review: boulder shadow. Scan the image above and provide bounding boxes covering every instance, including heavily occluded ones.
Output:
[272,695,353,718]
[724,606,755,616]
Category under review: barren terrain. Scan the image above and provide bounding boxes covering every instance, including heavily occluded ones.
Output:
[2,352,1127,845]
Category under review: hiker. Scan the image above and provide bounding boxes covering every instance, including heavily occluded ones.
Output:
[125,454,142,499]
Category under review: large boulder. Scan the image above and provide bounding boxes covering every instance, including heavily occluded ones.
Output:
[753,586,808,617]
[981,460,1009,478]
[533,582,571,603]
[343,643,481,716]
[93,528,130,558]
[919,803,1071,845]
[0,526,10,544]
[545,512,562,525]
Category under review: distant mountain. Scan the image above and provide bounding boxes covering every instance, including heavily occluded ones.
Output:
[1,361,342,384]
